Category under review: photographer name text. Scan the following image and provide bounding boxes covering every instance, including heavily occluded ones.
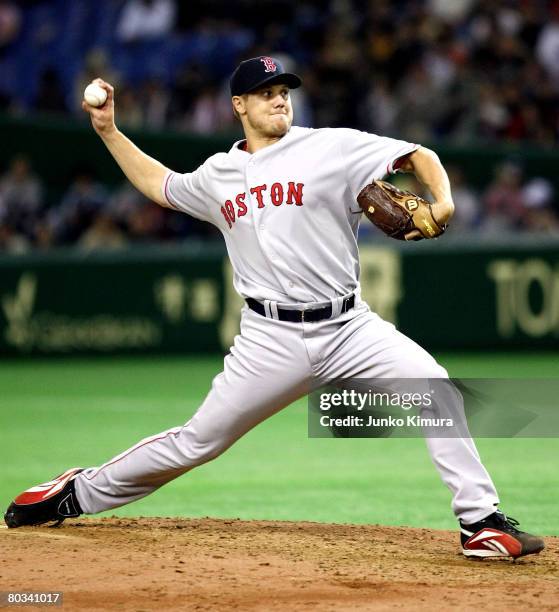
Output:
[319,414,454,428]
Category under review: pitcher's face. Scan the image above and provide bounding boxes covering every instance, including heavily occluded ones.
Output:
[234,84,293,138]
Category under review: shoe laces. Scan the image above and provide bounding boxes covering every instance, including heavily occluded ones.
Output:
[493,510,521,533]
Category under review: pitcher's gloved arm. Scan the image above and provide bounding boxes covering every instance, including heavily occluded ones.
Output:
[396,147,455,238]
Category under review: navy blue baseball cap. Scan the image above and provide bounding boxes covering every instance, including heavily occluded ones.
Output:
[230,56,302,96]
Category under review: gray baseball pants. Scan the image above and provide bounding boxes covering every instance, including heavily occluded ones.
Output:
[75,301,499,524]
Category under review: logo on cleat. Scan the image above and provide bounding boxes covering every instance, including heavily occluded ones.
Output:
[465,528,522,557]
[58,493,79,517]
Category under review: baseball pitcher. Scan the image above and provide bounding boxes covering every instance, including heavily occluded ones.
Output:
[4,57,544,559]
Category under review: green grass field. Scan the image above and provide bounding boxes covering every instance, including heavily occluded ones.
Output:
[1,352,557,534]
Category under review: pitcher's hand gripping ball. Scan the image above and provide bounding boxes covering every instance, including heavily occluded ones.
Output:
[357,180,447,240]
[83,83,108,107]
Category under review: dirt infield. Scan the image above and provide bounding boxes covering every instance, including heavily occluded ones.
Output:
[1,518,557,611]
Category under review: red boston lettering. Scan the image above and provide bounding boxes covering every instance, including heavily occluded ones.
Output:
[236,192,248,217]
[221,205,232,228]
[270,182,283,206]
[250,184,267,208]
[225,199,235,223]
[286,182,304,206]
[223,181,305,229]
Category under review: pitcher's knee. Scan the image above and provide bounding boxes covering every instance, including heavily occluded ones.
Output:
[174,426,233,468]
[395,356,448,380]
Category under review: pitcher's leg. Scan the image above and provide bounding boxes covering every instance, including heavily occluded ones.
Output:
[419,380,498,523]
[316,306,499,523]
[75,310,312,514]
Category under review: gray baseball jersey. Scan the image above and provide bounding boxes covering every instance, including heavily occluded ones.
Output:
[162,126,418,303]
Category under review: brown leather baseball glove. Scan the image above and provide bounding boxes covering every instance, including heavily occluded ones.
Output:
[357,180,447,240]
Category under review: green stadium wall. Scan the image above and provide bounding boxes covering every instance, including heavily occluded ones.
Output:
[1,243,557,356]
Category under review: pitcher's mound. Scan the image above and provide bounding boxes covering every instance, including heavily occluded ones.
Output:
[1,518,555,610]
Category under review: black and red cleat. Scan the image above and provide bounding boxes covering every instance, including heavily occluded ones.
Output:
[460,510,545,559]
[4,468,83,528]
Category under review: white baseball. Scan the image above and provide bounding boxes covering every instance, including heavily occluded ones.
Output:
[84,83,108,107]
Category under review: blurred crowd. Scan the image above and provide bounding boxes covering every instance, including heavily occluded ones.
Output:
[0,155,219,253]
[1,0,559,142]
[1,153,557,254]
[1,0,559,251]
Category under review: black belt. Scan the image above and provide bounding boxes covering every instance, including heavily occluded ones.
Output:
[246,294,355,323]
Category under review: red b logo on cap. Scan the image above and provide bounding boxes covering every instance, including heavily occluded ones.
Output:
[260,57,277,73]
